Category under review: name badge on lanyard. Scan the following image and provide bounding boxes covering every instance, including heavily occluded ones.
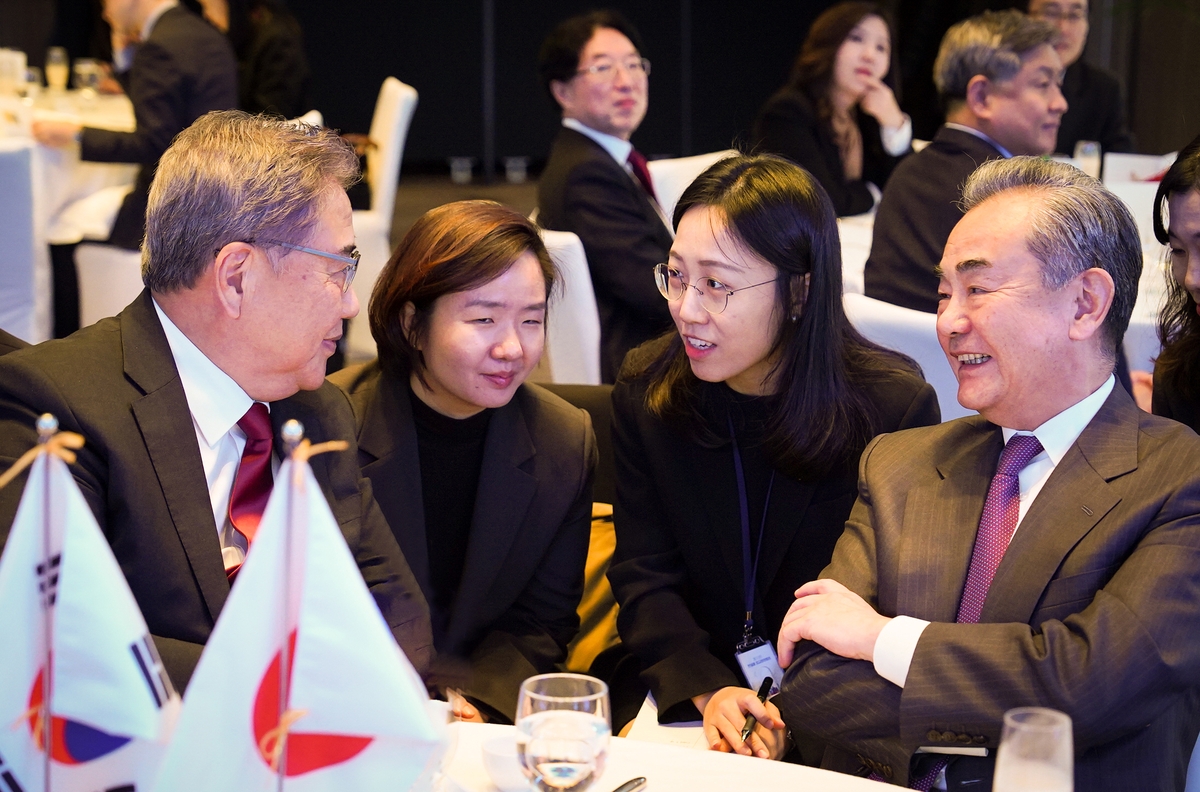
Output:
[728,414,783,697]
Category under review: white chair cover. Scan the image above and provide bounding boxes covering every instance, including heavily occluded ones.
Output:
[349,77,418,361]
[646,149,737,224]
[843,292,970,421]
[0,141,42,341]
[76,243,144,327]
[542,229,601,385]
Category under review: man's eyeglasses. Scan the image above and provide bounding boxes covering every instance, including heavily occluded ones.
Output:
[259,239,360,294]
[654,263,776,315]
[576,57,651,82]
[1033,7,1087,23]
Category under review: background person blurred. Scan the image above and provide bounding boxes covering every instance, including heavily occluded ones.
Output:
[1151,132,1200,432]
[753,2,911,217]
[537,9,673,384]
[197,0,310,118]
[863,10,1064,315]
[1027,0,1134,156]
[606,154,938,758]
[330,200,597,723]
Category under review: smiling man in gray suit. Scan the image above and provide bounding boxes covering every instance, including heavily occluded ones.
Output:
[768,157,1200,790]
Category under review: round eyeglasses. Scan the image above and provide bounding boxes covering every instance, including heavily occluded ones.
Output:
[576,56,651,83]
[654,263,776,315]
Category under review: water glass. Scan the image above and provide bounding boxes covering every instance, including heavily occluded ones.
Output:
[993,707,1073,792]
[45,47,69,92]
[515,673,610,792]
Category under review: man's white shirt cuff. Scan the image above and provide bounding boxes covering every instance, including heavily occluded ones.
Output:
[873,615,930,687]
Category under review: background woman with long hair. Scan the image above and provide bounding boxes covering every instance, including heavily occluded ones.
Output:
[753,2,910,217]
[1152,132,1200,431]
[607,154,938,759]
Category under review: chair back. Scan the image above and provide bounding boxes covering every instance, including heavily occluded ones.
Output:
[365,77,418,222]
[646,149,737,223]
[76,243,144,327]
[0,143,39,341]
[843,292,970,421]
[542,229,602,385]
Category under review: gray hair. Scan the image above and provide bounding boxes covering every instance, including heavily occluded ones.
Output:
[934,10,1058,103]
[961,156,1142,358]
[143,110,360,292]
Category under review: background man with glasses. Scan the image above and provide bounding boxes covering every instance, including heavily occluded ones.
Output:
[537,10,674,383]
[0,111,432,693]
[1026,0,1135,156]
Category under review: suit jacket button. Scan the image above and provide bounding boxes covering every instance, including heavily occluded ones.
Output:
[942,731,956,742]
[883,765,894,780]
[973,735,988,744]
[957,733,972,744]
[928,730,942,742]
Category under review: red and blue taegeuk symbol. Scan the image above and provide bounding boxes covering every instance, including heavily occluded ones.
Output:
[26,667,132,763]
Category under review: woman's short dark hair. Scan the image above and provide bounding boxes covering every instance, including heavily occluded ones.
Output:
[1153,132,1200,405]
[538,9,646,102]
[369,200,556,385]
[786,2,899,116]
[628,154,921,479]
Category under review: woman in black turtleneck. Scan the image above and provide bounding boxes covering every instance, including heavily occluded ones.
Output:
[330,201,596,722]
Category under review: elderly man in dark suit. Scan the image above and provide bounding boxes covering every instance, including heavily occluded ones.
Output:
[537,10,673,383]
[762,157,1200,791]
[864,11,1066,315]
[0,111,432,692]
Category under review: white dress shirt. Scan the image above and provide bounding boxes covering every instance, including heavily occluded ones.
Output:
[872,374,1116,688]
[943,122,1013,159]
[154,300,275,571]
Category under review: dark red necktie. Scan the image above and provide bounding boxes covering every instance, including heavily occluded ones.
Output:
[886,434,1045,789]
[226,403,274,580]
[627,148,657,201]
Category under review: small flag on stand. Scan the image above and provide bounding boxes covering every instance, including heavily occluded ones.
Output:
[0,415,180,792]
[152,421,445,792]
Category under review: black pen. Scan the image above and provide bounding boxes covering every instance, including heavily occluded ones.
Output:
[739,676,774,744]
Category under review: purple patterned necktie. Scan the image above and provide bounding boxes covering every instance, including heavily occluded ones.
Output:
[874,434,1044,789]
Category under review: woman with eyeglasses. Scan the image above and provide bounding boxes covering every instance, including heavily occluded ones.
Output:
[753,2,909,217]
[329,200,596,723]
[606,154,938,760]
[1152,133,1200,432]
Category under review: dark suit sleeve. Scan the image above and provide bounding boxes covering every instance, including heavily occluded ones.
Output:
[607,379,742,720]
[754,93,876,217]
[81,38,187,165]
[241,21,308,116]
[562,157,672,318]
[466,409,598,719]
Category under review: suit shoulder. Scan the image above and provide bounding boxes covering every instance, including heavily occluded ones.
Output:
[517,382,593,439]
[326,360,381,425]
[0,319,124,390]
[859,367,939,430]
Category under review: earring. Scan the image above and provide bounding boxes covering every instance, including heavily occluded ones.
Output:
[790,314,799,323]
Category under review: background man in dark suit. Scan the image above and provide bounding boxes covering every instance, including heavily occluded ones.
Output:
[33,0,237,336]
[770,157,1200,791]
[0,111,431,692]
[536,10,673,383]
[1027,0,1135,156]
[864,10,1065,315]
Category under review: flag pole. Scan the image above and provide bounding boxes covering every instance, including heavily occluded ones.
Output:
[277,420,305,792]
[36,413,57,792]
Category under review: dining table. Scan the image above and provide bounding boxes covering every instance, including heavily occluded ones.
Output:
[445,722,883,792]
[0,90,137,343]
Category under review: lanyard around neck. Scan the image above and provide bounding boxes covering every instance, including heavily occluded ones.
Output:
[728,413,776,636]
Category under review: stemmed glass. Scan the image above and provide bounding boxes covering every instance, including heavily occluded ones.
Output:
[992,707,1073,792]
[515,673,610,792]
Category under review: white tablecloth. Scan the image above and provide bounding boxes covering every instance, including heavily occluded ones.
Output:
[446,722,882,792]
[0,92,136,342]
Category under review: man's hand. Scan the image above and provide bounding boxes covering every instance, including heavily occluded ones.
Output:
[31,120,82,148]
[777,579,891,666]
[701,686,788,760]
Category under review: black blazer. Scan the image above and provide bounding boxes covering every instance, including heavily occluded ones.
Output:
[537,127,674,383]
[81,6,237,250]
[607,338,940,721]
[0,292,433,691]
[330,362,598,719]
[864,125,1003,313]
[753,89,906,217]
[1056,60,1135,157]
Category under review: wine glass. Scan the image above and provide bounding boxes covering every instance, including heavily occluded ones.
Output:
[993,707,1073,792]
[515,673,610,792]
[45,47,69,92]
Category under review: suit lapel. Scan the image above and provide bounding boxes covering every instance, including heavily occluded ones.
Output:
[446,399,537,644]
[355,374,429,592]
[984,389,1137,623]
[896,419,1001,622]
[122,291,229,623]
